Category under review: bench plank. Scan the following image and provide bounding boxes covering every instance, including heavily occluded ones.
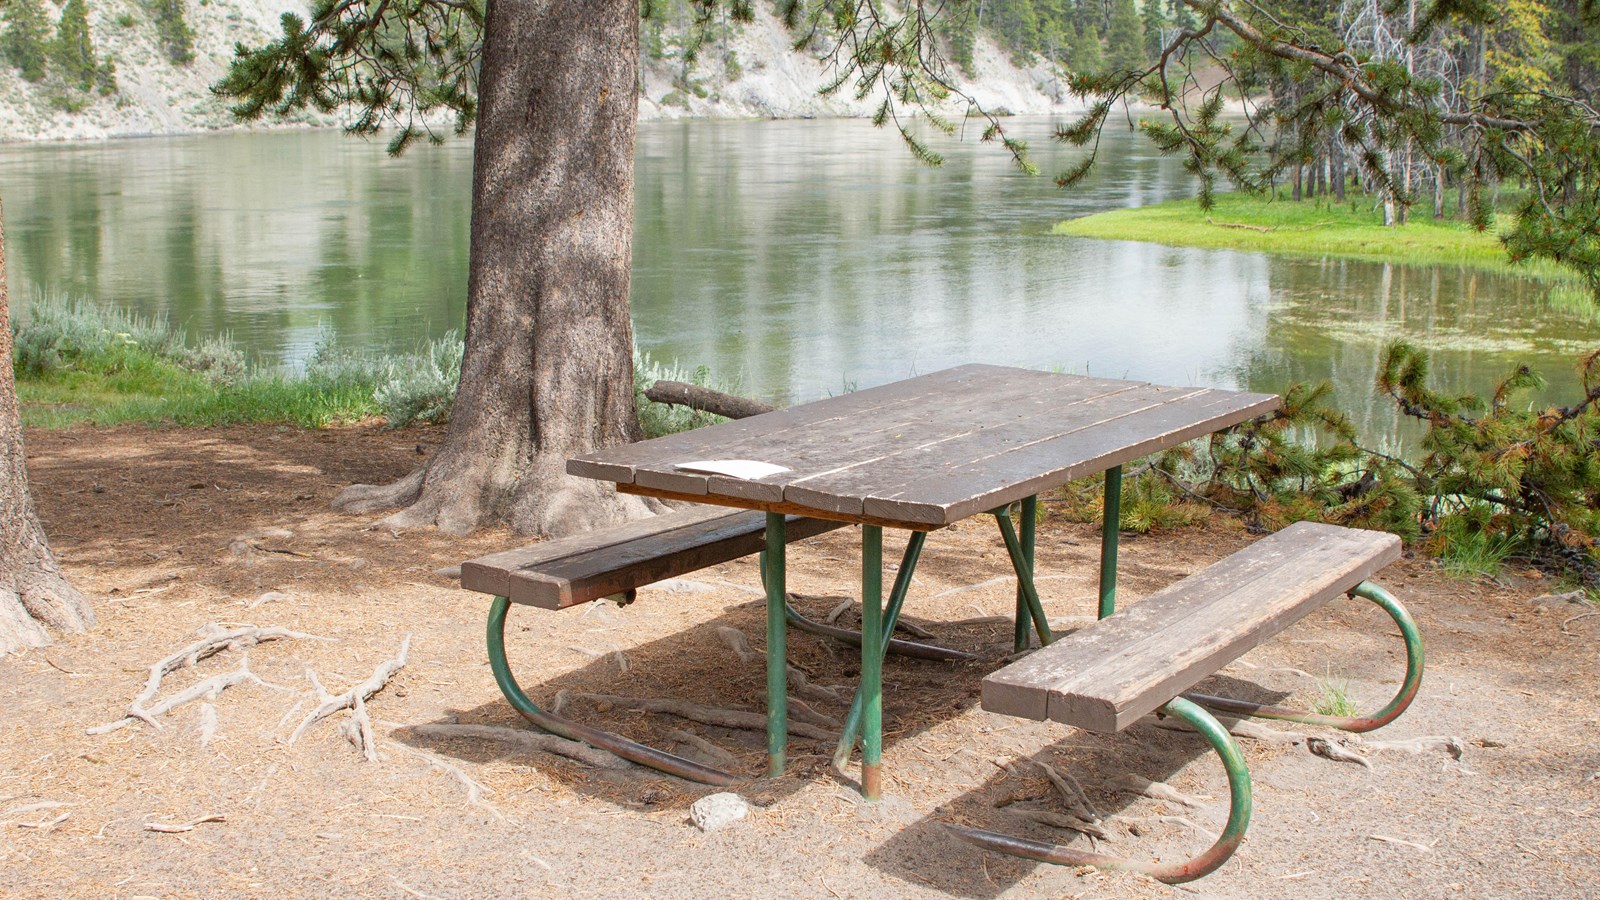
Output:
[461,506,846,609]
[982,522,1401,732]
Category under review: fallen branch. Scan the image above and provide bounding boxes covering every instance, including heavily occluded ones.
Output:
[290,635,410,761]
[412,722,629,769]
[89,624,322,735]
[643,381,775,420]
[565,691,836,740]
[145,814,225,833]
[1110,774,1210,809]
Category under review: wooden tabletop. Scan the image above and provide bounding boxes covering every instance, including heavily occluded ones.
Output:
[569,364,1279,529]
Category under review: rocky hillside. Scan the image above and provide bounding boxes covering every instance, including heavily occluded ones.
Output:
[0,2,1073,143]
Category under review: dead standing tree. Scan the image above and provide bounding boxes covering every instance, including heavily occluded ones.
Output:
[0,197,94,656]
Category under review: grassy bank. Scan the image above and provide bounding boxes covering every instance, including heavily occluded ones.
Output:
[11,295,718,436]
[1054,192,1587,295]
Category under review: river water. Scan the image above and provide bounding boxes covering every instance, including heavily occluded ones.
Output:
[2,119,1596,445]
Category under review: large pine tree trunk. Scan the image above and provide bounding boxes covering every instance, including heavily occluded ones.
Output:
[333,0,651,536]
[0,197,94,656]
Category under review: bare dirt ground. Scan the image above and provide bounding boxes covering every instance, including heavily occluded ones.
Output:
[2,424,1597,899]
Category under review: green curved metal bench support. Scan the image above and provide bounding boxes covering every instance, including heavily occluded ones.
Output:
[486,595,742,786]
[948,696,1253,884]
[1184,581,1424,733]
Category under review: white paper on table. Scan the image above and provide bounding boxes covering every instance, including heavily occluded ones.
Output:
[673,459,791,480]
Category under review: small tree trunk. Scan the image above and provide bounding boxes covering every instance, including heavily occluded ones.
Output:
[1433,165,1445,219]
[1332,135,1346,202]
[332,0,651,537]
[0,197,94,656]
[1292,163,1302,202]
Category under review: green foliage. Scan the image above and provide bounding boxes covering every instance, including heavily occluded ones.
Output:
[1313,672,1359,718]
[151,0,196,65]
[2,0,51,82]
[51,0,99,91]
[1104,0,1144,72]
[371,333,463,425]
[213,0,485,154]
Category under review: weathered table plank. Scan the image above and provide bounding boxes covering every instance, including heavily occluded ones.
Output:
[461,505,845,608]
[981,522,1402,731]
[571,366,1279,528]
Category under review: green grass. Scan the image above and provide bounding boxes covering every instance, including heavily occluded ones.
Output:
[1313,671,1359,718]
[1054,192,1587,294]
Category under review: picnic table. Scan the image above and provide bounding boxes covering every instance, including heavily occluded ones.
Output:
[565,363,1280,796]
[465,362,1426,882]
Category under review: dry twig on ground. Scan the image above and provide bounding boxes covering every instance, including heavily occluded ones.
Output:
[88,624,322,736]
[145,814,225,833]
[1110,774,1210,808]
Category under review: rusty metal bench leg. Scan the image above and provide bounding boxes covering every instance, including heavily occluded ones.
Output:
[486,595,740,786]
[1184,581,1425,733]
[947,696,1254,884]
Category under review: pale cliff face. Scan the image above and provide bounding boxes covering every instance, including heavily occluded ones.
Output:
[0,2,1070,143]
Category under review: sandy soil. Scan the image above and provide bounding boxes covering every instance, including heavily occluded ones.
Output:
[1,424,1596,899]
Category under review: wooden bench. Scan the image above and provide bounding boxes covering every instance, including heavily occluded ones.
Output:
[461,504,845,609]
[949,521,1424,883]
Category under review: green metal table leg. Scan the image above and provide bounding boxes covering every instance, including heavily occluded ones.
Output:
[1014,496,1036,652]
[1186,581,1424,732]
[993,508,1053,646]
[947,696,1253,883]
[486,595,739,786]
[833,531,927,770]
[860,525,885,800]
[1099,465,1122,619]
[764,513,788,777]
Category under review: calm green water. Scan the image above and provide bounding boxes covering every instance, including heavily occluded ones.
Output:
[3,120,1597,445]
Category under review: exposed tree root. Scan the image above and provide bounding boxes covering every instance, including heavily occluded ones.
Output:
[291,635,411,761]
[1116,814,1215,839]
[1153,714,1308,745]
[716,626,758,663]
[1110,774,1210,809]
[89,624,320,735]
[787,665,847,705]
[411,722,629,769]
[1036,760,1100,822]
[563,691,837,739]
[144,814,225,833]
[786,695,841,730]
[666,728,740,768]
[1000,806,1115,841]
[1359,735,1465,759]
[1308,736,1374,770]
[386,740,503,817]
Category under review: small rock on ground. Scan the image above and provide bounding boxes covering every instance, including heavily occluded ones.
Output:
[689,793,748,832]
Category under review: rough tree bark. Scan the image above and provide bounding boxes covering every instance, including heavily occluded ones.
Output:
[332,0,652,537]
[0,197,94,656]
